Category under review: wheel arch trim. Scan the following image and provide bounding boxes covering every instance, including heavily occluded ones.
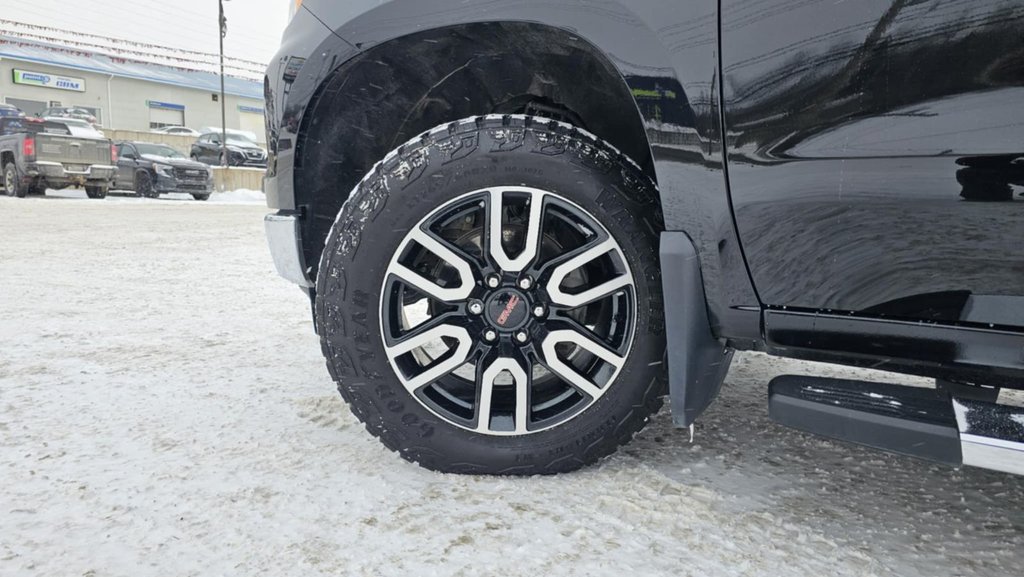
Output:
[270,3,692,208]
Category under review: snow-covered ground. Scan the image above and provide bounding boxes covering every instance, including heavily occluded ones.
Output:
[1,194,1021,577]
[46,187,267,204]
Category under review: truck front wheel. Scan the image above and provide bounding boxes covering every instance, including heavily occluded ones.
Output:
[3,163,26,198]
[315,116,666,474]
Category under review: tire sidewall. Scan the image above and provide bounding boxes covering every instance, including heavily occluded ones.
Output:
[317,120,664,473]
[136,171,154,198]
[5,163,24,198]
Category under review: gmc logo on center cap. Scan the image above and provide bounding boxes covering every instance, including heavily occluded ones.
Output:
[496,294,520,326]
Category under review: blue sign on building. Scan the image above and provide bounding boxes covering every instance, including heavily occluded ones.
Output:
[13,68,85,92]
[146,100,186,111]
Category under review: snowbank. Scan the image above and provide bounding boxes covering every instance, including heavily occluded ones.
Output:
[208,188,266,204]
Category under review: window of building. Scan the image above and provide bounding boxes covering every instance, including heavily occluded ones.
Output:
[4,97,47,117]
[149,107,184,129]
[238,111,265,144]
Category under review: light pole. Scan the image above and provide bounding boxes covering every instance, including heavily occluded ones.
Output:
[219,0,229,167]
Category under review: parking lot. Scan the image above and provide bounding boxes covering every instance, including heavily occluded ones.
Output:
[1,193,1022,577]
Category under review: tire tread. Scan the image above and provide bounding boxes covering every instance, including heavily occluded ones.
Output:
[316,115,666,475]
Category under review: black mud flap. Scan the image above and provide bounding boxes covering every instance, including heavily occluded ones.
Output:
[659,232,734,428]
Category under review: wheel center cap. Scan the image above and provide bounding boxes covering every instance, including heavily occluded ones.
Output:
[486,289,529,331]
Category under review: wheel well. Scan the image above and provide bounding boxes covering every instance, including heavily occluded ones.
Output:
[1,151,13,169]
[294,21,656,279]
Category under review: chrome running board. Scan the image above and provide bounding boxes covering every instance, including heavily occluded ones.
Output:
[953,398,1024,476]
[769,375,1024,476]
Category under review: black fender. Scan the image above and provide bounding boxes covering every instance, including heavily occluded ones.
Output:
[264,0,764,424]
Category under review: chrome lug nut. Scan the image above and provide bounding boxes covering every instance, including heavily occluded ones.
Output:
[485,274,501,288]
[515,330,529,343]
[468,300,484,315]
[532,305,546,318]
[518,276,533,290]
[483,329,498,342]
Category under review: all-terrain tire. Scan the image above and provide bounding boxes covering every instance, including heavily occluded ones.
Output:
[191,193,210,201]
[315,115,666,475]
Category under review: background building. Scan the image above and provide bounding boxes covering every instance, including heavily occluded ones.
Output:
[0,34,265,143]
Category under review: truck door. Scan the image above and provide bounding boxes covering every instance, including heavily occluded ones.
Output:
[721,0,1024,328]
[117,144,138,186]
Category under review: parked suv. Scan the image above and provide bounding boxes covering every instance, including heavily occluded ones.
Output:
[190,131,267,168]
[262,0,1024,477]
[114,142,213,200]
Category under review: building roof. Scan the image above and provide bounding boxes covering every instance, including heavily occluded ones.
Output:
[0,35,263,100]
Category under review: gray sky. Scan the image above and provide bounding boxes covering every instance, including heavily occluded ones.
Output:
[3,0,289,64]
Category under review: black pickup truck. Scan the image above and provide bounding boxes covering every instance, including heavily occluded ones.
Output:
[0,117,116,198]
[262,0,1024,477]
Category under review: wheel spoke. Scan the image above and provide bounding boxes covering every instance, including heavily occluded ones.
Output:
[546,238,631,308]
[539,329,625,399]
[475,356,531,434]
[543,315,623,355]
[384,323,473,393]
[387,227,475,302]
[378,185,638,437]
[418,221,490,270]
[488,188,544,273]
[385,310,461,348]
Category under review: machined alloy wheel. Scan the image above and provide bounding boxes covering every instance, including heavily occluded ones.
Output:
[381,186,637,436]
[316,115,665,474]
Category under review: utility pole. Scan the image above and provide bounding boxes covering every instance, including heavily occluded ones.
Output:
[219,0,229,167]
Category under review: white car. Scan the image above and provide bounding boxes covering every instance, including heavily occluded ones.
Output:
[152,126,201,137]
[44,117,105,139]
